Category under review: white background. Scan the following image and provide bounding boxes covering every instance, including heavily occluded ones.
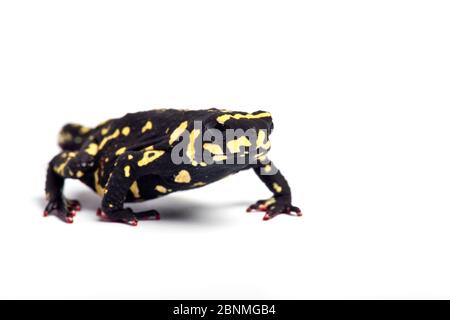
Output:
[0,0,449,299]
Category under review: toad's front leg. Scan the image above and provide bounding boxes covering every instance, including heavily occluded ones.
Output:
[97,150,165,226]
[44,152,86,223]
[248,159,301,221]
[44,137,102,223]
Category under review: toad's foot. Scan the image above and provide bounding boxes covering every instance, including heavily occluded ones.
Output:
[44,197,81,223]
[247,197,301,221]
[97,208,160,226]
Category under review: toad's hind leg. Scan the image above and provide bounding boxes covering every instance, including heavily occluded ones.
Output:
[98,150,167,226]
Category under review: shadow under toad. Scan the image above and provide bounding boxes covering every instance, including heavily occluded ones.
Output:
[35,190,250,226]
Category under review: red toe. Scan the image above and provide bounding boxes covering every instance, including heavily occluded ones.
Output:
[100,212,109,219]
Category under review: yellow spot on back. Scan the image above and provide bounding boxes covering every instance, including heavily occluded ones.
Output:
[122,127,131,136]
[227,136,251,153]
[216,112,272,124]
[128,155,134,160]
[187,129,201,165]
[174,170,191,183]
[213,155,228,161]
[85,143,99,156]
[141,121,153,133]
[99,129,120,149]
[79,127,91,134]
[101,127,109,135]
[256,130,272,150]
[124,165,131,177]
[169,121,188,145]
[273,183,282,193]
[256,153,267,161]
[137,150,165,167]
[145,145,154,151]
[256,130,265,147]
[130,181,140,198]
[155,185,168,193]
[203,142,227,162]
[76,171,84,178]
[203,143,224,155]
[115,147,126,156]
